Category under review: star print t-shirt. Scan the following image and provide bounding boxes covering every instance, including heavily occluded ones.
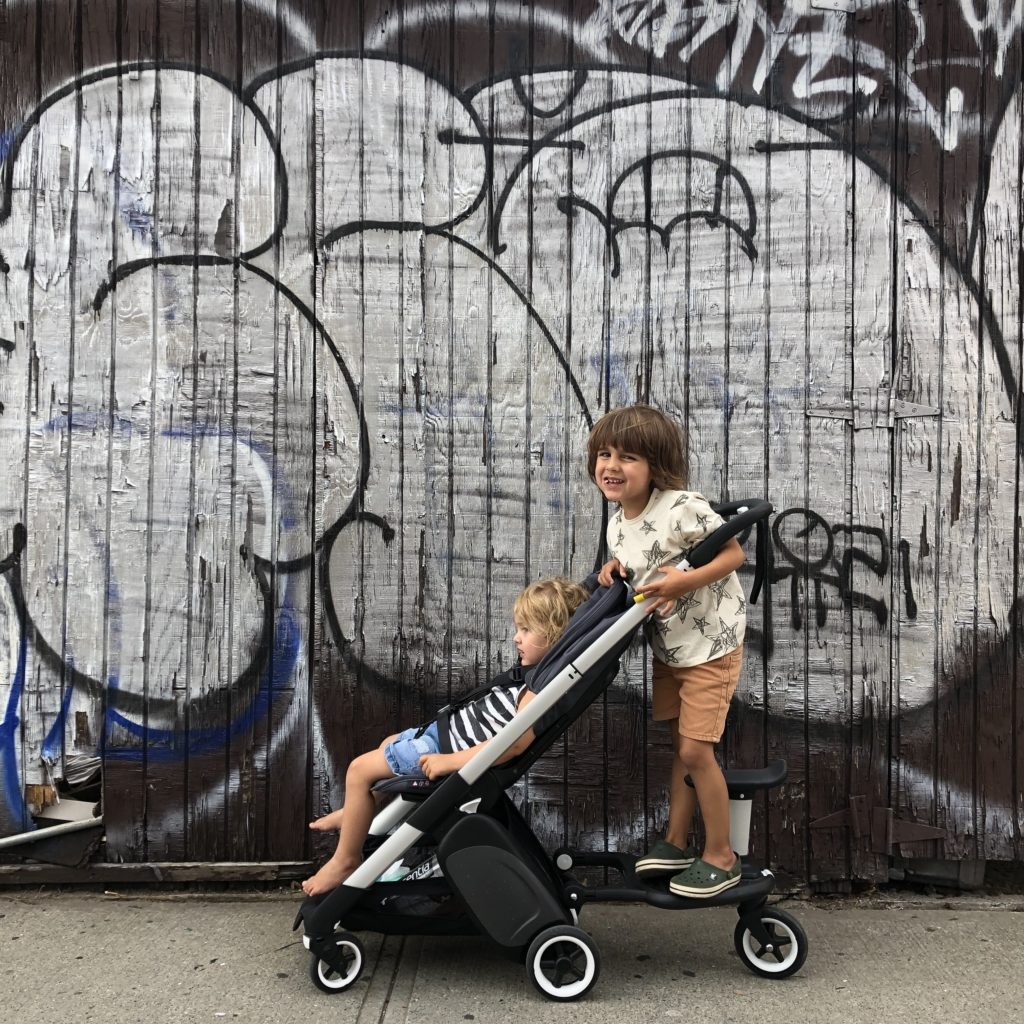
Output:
[607,488,746,667]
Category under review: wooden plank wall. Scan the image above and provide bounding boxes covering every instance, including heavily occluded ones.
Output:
[0,1,1020,887]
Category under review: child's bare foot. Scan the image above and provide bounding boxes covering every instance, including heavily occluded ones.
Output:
[301,855,360,896]
[309,808,344,832]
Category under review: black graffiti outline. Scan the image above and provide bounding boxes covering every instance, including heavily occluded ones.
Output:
[558,147,758,277]
[6,229,393,729]
[92,252,405,693]
[486,84,713,255]
[770,507,911,633]
[4,53,1015,403]
[92,252,380,579]
[0,61,287,263]
[316,222,600,655]
[0,522,275,733]
[242,49,494,247]
[319,223,596,435]
[454,65,1017,405]
[453,36,1021,402]
[511,68,590,119]
[458,42,1011,268]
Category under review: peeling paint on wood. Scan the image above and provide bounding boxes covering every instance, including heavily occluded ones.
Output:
[0,1,1021,884]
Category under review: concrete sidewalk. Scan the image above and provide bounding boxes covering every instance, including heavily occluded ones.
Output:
[3,889,1022,1023]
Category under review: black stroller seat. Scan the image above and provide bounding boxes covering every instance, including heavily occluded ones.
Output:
[373,775,436,800]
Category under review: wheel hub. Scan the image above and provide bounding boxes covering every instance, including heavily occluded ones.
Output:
[551,952,585,985]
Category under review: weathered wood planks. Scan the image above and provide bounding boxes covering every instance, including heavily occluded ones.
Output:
[0,1,1020,885]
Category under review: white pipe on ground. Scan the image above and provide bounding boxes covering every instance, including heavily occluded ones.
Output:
[0,816,104,851]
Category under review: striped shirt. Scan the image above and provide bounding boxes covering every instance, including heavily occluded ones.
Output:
[438,666,530,753]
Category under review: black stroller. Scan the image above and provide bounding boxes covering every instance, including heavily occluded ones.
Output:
[294,500,808,1000]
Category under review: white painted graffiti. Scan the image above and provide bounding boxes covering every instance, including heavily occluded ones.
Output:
[0,16,1018,863]
[960,0,1023,76]
[601,0,995,150]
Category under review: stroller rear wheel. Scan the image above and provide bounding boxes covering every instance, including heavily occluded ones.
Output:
[309,931,366,993]
[526,925,600,1001]
[733,908,807,979]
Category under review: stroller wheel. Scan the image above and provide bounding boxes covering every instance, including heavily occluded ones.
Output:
[733,908,808,979]
[526,925,600,1001]
[309,931,366,993]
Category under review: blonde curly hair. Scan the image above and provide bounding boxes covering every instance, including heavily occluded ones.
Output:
[513,577,590,646]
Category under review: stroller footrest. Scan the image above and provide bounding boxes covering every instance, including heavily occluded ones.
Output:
[582,865,776,910]
[558,850,630,870]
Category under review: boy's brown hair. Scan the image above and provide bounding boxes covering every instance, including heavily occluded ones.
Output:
[514,577,590,646]
[587,404,688,491]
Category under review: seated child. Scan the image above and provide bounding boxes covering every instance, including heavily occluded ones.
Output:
[302,576,589,896]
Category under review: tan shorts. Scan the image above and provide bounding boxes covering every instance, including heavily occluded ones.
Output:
[652,646,743,743]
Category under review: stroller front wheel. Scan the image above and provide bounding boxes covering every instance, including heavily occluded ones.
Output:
[733,908,807,979]
[309,931,366,993]
[526,925,601,1001]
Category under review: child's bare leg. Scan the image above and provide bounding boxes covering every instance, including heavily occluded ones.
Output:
[309,808,344,832]
[302,747,395,895]
[665,727,697,849]
[679,737,735,872]
[308,735,399,833]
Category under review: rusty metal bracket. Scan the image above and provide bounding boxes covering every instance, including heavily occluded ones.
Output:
[811,797,945,855]
[806,387,939,430]
[871,807,946,855]
[809,794,868,839]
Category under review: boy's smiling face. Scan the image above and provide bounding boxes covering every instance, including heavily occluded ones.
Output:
[594,445,654,519]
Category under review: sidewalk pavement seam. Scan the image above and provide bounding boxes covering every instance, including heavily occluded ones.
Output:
[355,934,423,1024]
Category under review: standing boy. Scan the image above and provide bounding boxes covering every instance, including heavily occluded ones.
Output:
[590,404,746,897]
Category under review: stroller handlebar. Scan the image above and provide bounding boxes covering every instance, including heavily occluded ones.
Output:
[683,498,773,606]
[684,499,773,570]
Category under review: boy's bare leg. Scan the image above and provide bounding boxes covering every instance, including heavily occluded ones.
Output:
[679,737,736,872]
[302,747,395,896]
[307,735,399,834]
[665,726,697,849]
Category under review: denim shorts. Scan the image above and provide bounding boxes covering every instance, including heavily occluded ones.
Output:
[382,721,441,776]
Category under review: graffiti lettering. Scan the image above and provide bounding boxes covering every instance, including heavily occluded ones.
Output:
[604,0,981,150]
[769,507,914,632]
[959,0,1023,77]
